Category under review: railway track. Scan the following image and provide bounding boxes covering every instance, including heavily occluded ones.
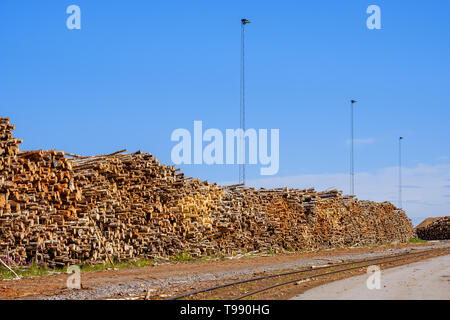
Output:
[166,247,450,300]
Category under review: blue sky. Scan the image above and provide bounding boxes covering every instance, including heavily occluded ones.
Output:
[1,1,449,224]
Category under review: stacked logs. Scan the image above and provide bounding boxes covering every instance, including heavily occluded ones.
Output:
[0,118,84,265]
[0,118,414,267]
[415,216,449,240]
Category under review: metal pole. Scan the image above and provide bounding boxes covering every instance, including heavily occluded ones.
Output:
[350,100,357,195]
[399,136,403,209]
[240,19,250,185]
[240,21,244,185]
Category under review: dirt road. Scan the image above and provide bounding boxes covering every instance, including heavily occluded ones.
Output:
[292,253,450,300]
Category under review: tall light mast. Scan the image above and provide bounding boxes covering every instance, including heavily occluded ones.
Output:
[350,99,357,195]
[399,136,403,209]
[240,18,250,185]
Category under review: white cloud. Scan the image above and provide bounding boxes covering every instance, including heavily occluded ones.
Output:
[224,164,450,226]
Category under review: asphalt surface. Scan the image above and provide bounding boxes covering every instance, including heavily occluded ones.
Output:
[292,253,450,300]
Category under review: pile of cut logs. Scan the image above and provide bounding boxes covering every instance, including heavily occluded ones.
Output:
[0,118,414,267]
[415,216,449,240]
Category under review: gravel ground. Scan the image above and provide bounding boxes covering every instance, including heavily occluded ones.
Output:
[2,241,449,300]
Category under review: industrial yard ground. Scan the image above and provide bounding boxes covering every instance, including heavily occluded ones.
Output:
[292,253,450,300]
[0,241,448,300]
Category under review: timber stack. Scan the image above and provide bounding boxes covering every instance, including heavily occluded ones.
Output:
[0,118,413,267]
[415,216,449,240]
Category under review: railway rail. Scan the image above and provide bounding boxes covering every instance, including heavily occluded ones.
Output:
[165,247,450,300]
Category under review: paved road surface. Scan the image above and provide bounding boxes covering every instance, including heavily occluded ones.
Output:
[292,254,450,300]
